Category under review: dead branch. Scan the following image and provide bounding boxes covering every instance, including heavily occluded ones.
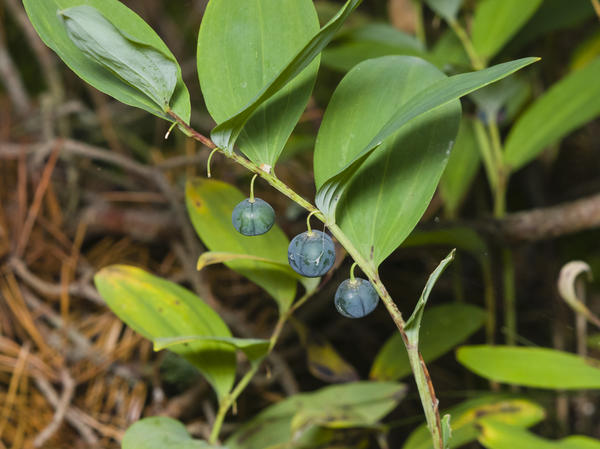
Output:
[34,369,75,447]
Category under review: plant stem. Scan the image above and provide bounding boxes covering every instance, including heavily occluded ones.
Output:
[172,115,444,449]
[209,365,258,444]
[209,284,319,444]
[249,174,257,202]
[481,259,496,345]
[413,0,426,46]
[485,120,518,348]
[473,119,498,191]
[448,20,484,70]
[329,224,443,449]
[167,110,324,221]
[501,247,516,346]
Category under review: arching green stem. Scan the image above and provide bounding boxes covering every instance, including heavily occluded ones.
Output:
[206,147,219,178]
[249,174,258,203]
[164,121,177,139]
[350,261,358,282]
[306,210,318,235]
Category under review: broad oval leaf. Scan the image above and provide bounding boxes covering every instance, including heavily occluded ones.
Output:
[504,57,600,171]
[314,57,538,247]
[123,417,218,449]
[403,395,545,449]
[197,0,319,167]
[439,118,480,218]
[478,420,600,449]
[185,178,297,313]
[202,0,362,162]
[59,6,176,110]
[94,265,234,401]
[314,56,461,267]
[471,0,543,64]
[371,303,486,381]
[226,381,405,449]
[457,345,600,389]
[23,0,190,122]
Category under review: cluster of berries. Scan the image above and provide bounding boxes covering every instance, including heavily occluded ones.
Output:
[232,193,379,318]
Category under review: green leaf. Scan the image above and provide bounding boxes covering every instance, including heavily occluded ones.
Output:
[314,57,538,252]
[122,417,218,449]
[478,420,600,449]
[196,250,317,292]
[457,345,600,389]
[504,57,600,171]
[59,6,176,110]
[226,381,405,449]
[370,303,486,381]
[23,0,190,122]
[186,178,297,313]
[197,0,319,167]
[506,0,595,56]
[322,23,424,72]
[439,118,480,217]
[314,56,461,267]
[205,0,362,159]
[471,0,543,64]
[441,414,452,449]
[405,250,455,344]
[197,251,287,270]
[425,0,463,22]
[154,336,269,366]
[94,265,234,401]
[403,395,545,449]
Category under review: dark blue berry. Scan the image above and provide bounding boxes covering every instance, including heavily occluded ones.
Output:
[287,230,335,277]
[231,198,275,236]
[334,278,379,318]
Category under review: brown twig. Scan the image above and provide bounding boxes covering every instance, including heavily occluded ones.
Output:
[2,0,64,107]
[0,343,29,440]
[491,192,600,242]
[33,375,99,444]
[0,30,31,116]
[9,257,104,305]
[15,142,61,257]
[34,369,75,447]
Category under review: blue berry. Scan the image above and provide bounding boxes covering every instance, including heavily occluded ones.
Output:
[334,278,379,318]
[231,198,275,236]
[287,230,335,277]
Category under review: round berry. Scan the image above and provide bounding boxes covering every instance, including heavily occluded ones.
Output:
[231,198,275,236]
[287,230,335,277]
[334,278,379,318]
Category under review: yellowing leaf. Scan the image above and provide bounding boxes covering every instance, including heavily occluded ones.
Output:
[94,265,235,401]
